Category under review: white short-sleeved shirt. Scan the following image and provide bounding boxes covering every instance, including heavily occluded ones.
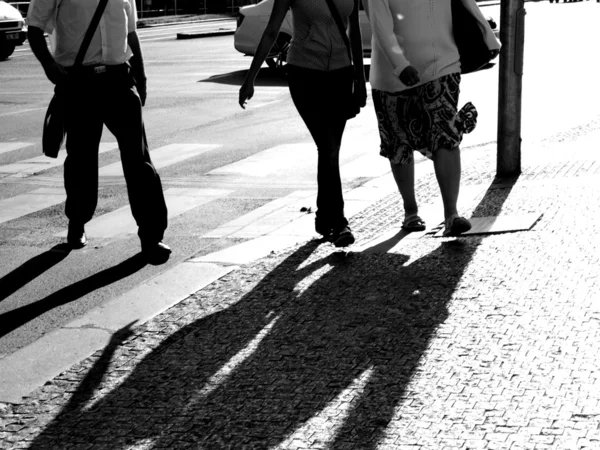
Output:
[27,0,137,66]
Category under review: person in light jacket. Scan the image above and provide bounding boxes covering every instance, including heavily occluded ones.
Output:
[365,0,500,236]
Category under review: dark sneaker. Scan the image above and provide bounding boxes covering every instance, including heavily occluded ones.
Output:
[330,226,355,248]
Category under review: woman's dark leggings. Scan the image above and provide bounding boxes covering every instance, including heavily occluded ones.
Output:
[287,64,354,232]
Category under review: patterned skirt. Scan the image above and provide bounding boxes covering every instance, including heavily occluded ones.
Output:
[372,73,477,165]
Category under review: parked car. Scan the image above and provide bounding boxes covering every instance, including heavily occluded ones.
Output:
[0,0,26,60]
[234,0,499,72]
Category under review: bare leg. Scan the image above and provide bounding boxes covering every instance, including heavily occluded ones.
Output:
[390,159,418,218]
[432,146,461,222]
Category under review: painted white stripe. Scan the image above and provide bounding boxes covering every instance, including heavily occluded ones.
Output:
[0,188,65,225]
[208,143,314,178]
[341,153,390,179]
[0,108,47,118]
[191,234,305,266]
[0,142,33,155]
[204,191,315,239]
[0,142,117,177]
[99,144,220,177]
[56,188,232,238]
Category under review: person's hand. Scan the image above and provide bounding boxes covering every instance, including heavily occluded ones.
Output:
[136,77,147,107]
[354,80,367,107]
[399,66,420,87]
[239,79,254,109]
[43,61,68,85]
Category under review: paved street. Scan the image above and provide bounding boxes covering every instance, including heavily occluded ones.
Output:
[1,1,600,448]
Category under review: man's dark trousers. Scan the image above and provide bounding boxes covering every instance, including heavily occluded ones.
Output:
[63,64,168,244]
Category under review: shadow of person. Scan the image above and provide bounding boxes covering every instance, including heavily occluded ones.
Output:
[0,254,147,338]
[0,243,71,303]
[26,181,515,449]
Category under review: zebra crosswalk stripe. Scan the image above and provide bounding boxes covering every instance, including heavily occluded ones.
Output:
[99,144,221,177]
[204,190,316,240]
[0,143,118,177]
[207,143,314,177]
[54,188,233,239]
[0,188,66,225]
[0,142,33,155]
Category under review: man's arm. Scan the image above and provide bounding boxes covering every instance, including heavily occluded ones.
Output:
[127,30,147,106]
[28,25,68,84]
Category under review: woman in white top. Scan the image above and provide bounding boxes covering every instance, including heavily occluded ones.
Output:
[239,0,367,247]
[365,0,498,237]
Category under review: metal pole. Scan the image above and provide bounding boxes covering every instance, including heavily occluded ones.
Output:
[497,0,526,179]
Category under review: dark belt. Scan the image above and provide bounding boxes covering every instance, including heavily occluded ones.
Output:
[66,63,130,78]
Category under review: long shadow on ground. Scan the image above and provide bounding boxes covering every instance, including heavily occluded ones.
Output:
[0,254,147,338]
[26,181,515,449]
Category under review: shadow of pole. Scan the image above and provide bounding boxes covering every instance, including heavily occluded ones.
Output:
[25,178,517,449]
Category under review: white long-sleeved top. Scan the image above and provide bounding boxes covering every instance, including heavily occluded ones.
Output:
[365,0,500,92]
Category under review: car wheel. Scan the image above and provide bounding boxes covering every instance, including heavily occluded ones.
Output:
[265,33,291,73]
[0,43,16,61]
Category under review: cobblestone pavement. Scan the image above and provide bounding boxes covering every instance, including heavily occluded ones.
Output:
[1,122,600,449]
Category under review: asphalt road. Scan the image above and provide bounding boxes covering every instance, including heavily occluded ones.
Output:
[0,1,598,361]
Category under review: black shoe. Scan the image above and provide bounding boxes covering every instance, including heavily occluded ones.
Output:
[330,226,355,248]
[315,223,332,238]
[141,240,172,264]
[315,218,332,238]
[67,222,87,249]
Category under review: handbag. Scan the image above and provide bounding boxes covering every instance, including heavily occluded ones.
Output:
[42,0,110,158]
[324,0,362,120]
[452,0,500,74]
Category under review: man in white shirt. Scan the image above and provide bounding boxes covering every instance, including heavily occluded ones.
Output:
[27,0,171,264]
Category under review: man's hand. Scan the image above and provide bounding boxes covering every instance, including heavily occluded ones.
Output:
[354,79,367,108]
[28,26,67,85]
[399,66,420,87]
[136,77,147,107]
[42,61,69,85]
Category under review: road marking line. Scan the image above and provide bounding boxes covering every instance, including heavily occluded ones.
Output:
[0,108,47,118]
[0,142,33,155]
[191,234,306,266]
[99,143,220,177]
[204,190,315,239]
[207,143,314,177]
[55,188,232,238]
[0,188,66,225]
[0,142,117,177]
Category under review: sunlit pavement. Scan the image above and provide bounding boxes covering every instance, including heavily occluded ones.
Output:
[2,4,600,449]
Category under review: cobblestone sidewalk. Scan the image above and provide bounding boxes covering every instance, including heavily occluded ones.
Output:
[1,126,599,449]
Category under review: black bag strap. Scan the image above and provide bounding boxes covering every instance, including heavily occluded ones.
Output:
[74,0,111,66]
[324,0,355,63]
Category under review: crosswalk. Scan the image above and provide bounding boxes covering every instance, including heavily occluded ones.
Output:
[0,135,392,244]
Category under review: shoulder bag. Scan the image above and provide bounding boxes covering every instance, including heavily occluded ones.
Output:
[452,0,501,74]
[42,0,110,158]
[324,0,363,120]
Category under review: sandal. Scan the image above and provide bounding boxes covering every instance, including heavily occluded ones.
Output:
[402,214,426,232]
[443,215,472,237]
